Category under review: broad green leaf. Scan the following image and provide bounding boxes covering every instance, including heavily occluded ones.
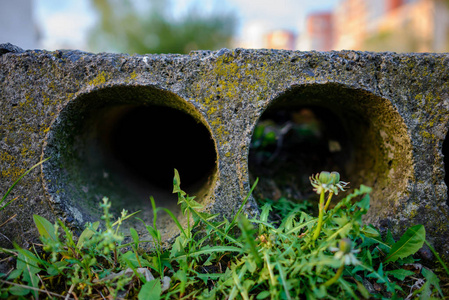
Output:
[15,249,40,275]
[121,251,151,268]
[421,267,443,297]
[130,227,139,244]
[195,211,218,221]
[337,185,372,208]
[385,229,395,246]
[172,169,185,195]
[33,214,57,241]
[138,279,161,300]
[8,285,30,296]
[276,262,292,300]
[364,263,396,294]
[46,260,68,276]
[361,224,379,238]
[366,263,387,283]
[186,197,203,210]
[170,236,186,259]
[260,203,272,223]
[146,225,159,240]
[76,221,99,248]
[366,246,373,266]
[238,215,262,267]
[285,219,316,235]
[355,280,371,299]
[281,213,296,232]
[325,222,352,241]
[361,236,391,253]
[384,225,425,263]
[386,269,415,281]
[338,278,358,299]
[8,251,40,298]
[23,273,39,299]
[245,258,258,273]
[7,269,23,280]
[356,193,370,211]
[196,273,224,283]
[174,269,187,295]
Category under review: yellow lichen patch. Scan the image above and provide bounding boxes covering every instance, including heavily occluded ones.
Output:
[88,71,110,86]
[128,71,138,80]
[421,131,434,139]
[1,166,26,181]
[20,146,34,158]
[207,106,217,115]
[414,94,423,103]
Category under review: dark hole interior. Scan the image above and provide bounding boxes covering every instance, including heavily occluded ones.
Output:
[443,132,449,206]
[108,106,216,192]
[249,105,350,203]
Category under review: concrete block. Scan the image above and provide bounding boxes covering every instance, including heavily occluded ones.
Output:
[1,44,448,262]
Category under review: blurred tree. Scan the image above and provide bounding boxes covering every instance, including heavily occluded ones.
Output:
[88,0,237,54]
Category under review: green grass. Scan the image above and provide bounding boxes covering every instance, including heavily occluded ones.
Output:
[0,169,447,299]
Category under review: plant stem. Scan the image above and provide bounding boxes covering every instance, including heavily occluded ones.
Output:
[323,264,344,287]
[323,192,334,212]
[424,239,449,275]
[312,191,326,242]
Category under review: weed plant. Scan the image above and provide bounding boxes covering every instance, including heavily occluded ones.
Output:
[0,169,447,299]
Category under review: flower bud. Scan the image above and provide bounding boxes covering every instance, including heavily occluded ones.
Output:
[338,238,352,254]
[330,171,340,185]
[318,171,331,184]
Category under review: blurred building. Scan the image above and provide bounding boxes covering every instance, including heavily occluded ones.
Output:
[0,0,40,49]
[297,12,333,51]
[298,0,449,52]
[364,0,449,52]
[265,30,296,50]
[332,0,449,52]
[333,0,376,50]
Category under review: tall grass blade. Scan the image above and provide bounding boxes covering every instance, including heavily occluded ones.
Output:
[423,239,449,276]
[157,207,187,238]
[1,158,49,211]
[173,246,243,259]
[230,178,259,227]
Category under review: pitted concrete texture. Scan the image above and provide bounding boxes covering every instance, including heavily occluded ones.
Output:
[1,43,448,262]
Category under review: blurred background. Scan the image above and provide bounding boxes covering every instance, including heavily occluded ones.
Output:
[1,0,449,54]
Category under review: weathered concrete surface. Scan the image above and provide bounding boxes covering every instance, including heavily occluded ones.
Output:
[0,43,448,262]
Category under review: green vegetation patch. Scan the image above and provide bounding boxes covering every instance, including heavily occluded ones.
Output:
[1,169,447,299]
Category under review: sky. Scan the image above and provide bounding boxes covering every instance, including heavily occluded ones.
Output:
[33,0,338,52]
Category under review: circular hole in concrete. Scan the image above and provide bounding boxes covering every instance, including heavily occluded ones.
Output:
[249,83,413,222]
[42,86,217,239]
